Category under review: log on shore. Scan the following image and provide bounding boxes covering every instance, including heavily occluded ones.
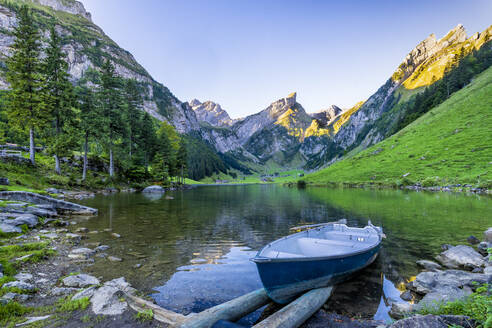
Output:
[252,286,333,328]
[179,288,270,328]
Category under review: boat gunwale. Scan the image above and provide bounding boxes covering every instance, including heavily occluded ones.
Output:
[251,224,382,263]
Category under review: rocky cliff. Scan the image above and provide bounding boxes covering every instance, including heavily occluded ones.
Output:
[0,0,200,133]
[334,24,492,154]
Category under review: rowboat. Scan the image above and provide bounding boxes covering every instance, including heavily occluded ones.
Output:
[251,221,383,303]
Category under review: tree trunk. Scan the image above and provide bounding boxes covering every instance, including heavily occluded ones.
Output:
[29,127,35,165]
[82,132,88,181]
[109,146,114,177]
[54,155,61,175]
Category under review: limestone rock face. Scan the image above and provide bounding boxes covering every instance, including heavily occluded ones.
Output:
[310,105,343,125]
[190,99,233,127]
[33,0,92,21]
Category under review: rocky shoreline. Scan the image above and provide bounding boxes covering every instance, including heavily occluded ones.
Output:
[0,191,490,327]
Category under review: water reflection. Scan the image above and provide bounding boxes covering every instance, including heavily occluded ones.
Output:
[76,185,491,322]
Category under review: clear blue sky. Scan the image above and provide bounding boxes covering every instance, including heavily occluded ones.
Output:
[80,0,491,118]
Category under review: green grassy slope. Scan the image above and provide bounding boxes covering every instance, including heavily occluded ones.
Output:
[303,66,492,188]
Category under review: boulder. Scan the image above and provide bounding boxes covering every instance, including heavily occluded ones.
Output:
[485,228,492,243]
[408,270,487,295]
[389,315,474,328]
[142,185,165,193]
[400,290,413,301]
[477,242,490,256]
[11,214,38,227]
[91,285,127,315]
[415,285,472,312]
[466,235,480,245]
[416,260,442,271]
[3,280,35,291]
[62,274,99,288]
[0,223,21,233]
[484,266,492,275]
[24,206,57,217]
[45,188,60,194]
[389,302,414,319]
[435,245,485,269]
[0,177,9,185]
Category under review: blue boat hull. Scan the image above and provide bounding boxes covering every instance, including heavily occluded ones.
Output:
[254,244,381,303]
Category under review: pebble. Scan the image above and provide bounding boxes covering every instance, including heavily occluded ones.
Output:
[108,256,122,262]
[111,233,121,238]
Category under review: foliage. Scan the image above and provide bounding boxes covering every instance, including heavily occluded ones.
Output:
[0,301,29,325]
[135,309,153,322]
[56,296,90,312]
[416,284,491,327]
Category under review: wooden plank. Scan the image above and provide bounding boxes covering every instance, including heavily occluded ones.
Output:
[252,286,333,328]
[179,288,270,328]
[125,292,187,326]
[289,219,347,232]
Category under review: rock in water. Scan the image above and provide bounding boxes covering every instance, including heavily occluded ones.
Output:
[485,227,492,243]
[435,245,484,269]
[63,274,99,288]
[466,235,480,245]
[142,185,165,193]
[416,260,442,271]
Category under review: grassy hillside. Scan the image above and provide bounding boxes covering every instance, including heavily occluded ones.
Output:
[302,66,492,189]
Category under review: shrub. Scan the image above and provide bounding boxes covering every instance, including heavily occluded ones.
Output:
[297,180,307,189]
[135,309,153,322]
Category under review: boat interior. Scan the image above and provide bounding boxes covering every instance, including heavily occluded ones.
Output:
[259,224,380,259]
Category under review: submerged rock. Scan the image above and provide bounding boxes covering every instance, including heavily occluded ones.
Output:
[485,227,492,242]
[416,260,442,271]
[466,235,480,245]
[142,185,165,193]
[435,245,485,270]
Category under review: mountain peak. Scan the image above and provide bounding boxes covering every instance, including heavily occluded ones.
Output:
[189,100,233,127]
[32,0,92,21]
[310,105,343,125]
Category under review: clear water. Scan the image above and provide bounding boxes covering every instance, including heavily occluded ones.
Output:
[77,185,491,324]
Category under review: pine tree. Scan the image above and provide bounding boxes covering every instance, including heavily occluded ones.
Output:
[137,112,157,171]
[76,76,100,181]
[43,23,76,174]
[123,79,142,159]
[98,59,124,177]
[153,122,173,182]
[176,138,187,184]
[5,5,47,165]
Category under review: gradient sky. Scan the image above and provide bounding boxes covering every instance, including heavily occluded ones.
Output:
[80,0,491,118]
